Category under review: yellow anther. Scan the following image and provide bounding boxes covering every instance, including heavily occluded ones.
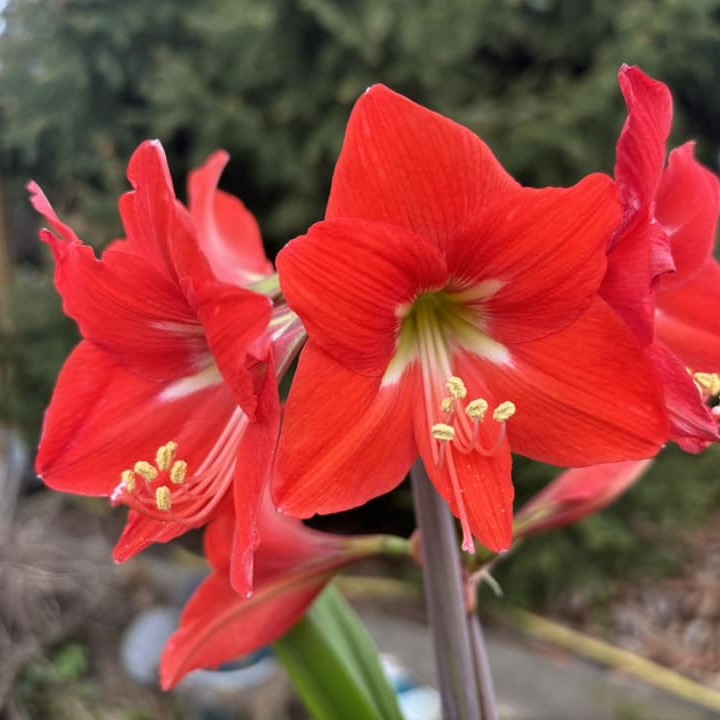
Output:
[155,441,178,471]
[155,486,172,512]
[694,372,720,396]
[465,398,489,422]
[121,469,136,492]
[441,397,456,414]
[446,376,468,400]
[431,423,456,442]
[170,460,188,485]
[134,461,158,482]
[493,401,516,423]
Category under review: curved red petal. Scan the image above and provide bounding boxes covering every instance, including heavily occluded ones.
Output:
[277,218,448,377]
[188,151,273,286]
[326,84,518,246]
[657,259,720,372]
[450,174,620,344]
[478,298,668,465]
[656,143,720,291]
[273,343,416,517]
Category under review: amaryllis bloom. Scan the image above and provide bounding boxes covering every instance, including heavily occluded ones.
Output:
[160,498,383,689]
[30,141,296,594]
[601,65,720,452]
[514,459,653,537]
[274,85,668,555]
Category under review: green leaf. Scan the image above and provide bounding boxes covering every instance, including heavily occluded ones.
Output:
[273,585,404,720]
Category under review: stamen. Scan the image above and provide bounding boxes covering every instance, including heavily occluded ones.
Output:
[493,401,516,423]
[155,486,172,511]
[446,376,468,399]
[156,441,178,471]
[121,469,137,492]
[170,460,188,485]
[431,423,456,442]
[441,397,456,414]
[134,461,158,482]
[694,372,720,397]
[465,398,489,422]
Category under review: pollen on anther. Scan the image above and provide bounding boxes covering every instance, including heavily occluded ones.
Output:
[465,398,489,422]
[121,469,137,492]
[694,372,720,397]
[170,460,188,485]
[446,376,468,400]
[134,461,158,481]
[493,401,516,423]
[155,486,172,511]
[441,397,456,414]
[156,441,178,471]
[431,423,456,442]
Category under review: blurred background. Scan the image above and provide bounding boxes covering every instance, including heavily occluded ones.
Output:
[2,0,720,717]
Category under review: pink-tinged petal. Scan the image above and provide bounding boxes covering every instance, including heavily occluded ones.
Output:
[277,218,449,377]
[614,65,672,212]
[40,232,208,382]
[273,343,417,517]
[229,355,282,596]
[37,341,238,508]
[656,143,720,291]
[478,298,668,465]
[516,459,653,536]
[188,150,273,286]
[189,282,272,418]
[28,180,83,247]
[657,259,720,371]
[645,341,718,452]
[326,84,518,246]
[449,174,620,344]
[113,510,188,562]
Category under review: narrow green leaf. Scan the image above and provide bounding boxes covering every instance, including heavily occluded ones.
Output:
[273,585,404,720]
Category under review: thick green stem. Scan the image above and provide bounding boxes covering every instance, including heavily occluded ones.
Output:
[410,460,483,719]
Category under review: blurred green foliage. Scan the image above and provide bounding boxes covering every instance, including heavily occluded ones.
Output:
[1,0,720,605]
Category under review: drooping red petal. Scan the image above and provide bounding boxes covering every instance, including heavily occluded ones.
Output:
[656,143,720,291]
[188,150,273,286]
[39,231,209,382]
[277,218,448,377]
[273,342,417,517]
[477,297,668,466]
[448,174,620,344]
[516,459,654,536]
[656,259,720,372]
[614,65,673,213]
[37,341,236,503]
[326,84,518,246]
[160,569,331,690]
[645,341,718,453]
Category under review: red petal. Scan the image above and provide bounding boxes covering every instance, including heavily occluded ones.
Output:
[517,459,653,536]
[326,84,518,246]
[477,298,668,465]
[188,150,273,286]
[273,343,417,517]
[160,569,330,690]
[277,218,448,377]
[614,65,672,211]
[656,143,720,291]
[645,341,718,452]
[449,174,620,344]
[657,259,720,371]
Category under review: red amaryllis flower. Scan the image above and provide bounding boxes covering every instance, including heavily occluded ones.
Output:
[30,140,289,594]
[273,85,668,555]
[514,459,653,537]
[160,498,377,689]
[601,65,720,452]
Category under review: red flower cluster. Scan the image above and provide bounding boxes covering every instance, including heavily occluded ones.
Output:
[30,65,720,686]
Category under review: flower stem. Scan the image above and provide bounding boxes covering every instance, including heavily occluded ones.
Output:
[468,611,499,720]
[410,459,484,719]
